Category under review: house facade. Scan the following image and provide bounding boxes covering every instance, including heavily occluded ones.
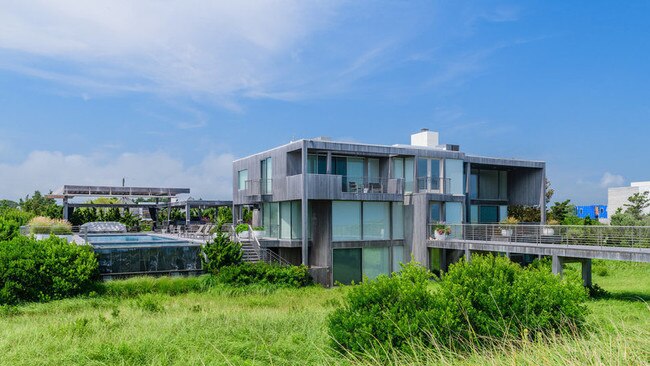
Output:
[232,130,546,286]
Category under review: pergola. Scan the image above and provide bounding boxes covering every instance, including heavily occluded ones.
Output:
[47,185,232,226]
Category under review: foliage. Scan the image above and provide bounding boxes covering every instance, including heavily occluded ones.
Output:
[623,192,650,220]
[549,199,574,223]
[235,223,249,234]
[0,207,33,241]
[328,262,439,353]
[28,216,73,235]
[328,257,589,354]
[18,191,62,218]
[242,207,253,224]
[433,223,451,235]
[508,205,541,223]
[501,216,520,225]
[0,236,99,305]
[610,192,650,226]
[201,233,242,273]
[252,226,264,231]
[99,275,211,298]
[0,200,18,209]
[215,262,312,288]
[69,206,142,229]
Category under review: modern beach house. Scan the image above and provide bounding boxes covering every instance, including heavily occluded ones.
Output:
[232,130,546,286]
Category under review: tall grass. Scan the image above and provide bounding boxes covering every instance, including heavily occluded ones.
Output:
[0,261,647,365]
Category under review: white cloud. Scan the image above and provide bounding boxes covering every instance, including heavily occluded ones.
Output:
[0,150,234,201]
[599,172,625,188]
[0,1,340,102]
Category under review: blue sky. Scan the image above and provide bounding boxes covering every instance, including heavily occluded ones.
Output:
[0,1,648,203]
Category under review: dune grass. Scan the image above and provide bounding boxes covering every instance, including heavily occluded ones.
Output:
[0,261,647,365]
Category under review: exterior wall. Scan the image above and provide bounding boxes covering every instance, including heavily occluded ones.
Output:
[232,138,546,285]
[608,186,639,221]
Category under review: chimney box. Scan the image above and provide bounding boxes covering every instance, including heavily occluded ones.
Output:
[411,130,439,148]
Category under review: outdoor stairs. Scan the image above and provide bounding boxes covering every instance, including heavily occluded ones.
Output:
[239,239,261,262]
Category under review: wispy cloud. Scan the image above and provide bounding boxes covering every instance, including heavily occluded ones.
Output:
[600,172,625,188]
[0,150,234,200]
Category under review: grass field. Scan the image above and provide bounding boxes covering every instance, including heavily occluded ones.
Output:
[0,260,648,366]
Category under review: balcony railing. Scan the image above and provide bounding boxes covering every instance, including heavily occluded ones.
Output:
[244,179,273,196]
[429,223,650,249]
[340,176,403,194]
[417,177,451,194]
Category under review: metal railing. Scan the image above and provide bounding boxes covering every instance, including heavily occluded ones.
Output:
[416,177,451,194]
[243,179,273,196]
[231,224,291,266]
[339,176,403,194]
[429,223,650,249]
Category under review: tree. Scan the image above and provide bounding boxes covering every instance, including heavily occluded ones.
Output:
[201,233,242,273]
[545,179,554,205]
[549,199,574,223]
[623,192,650,220]
[19,191,62,218]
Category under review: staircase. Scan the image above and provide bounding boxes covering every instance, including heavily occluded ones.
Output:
[230,224,291,266]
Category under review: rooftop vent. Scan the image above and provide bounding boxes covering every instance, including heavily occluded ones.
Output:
[411,129,439,148]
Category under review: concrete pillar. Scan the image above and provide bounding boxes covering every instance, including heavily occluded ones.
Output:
[301,140,309,266]
[185,203,190,226]
[582,259,592,287]
[552,255,564,276]
[63,198,69,220]
[465,248,471,262]
[252,208,261,227]
[326,151,332,174]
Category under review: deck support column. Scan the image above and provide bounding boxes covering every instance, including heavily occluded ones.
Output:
[185,202,191,226]
[552,255,564,276]
[582,258,592,287]
[465,247,471,263]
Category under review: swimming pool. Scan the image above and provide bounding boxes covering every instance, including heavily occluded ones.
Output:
[87,234,203,278]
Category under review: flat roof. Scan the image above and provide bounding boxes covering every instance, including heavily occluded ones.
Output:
[46,185,190,199]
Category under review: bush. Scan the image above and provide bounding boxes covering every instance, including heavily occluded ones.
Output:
[439,255,589,341]
[215,262,312,287]
[328,256,589,355]
[235,223,249,234]
[0,208,33,241]
[0,236,99,304]
[202,233,242,273]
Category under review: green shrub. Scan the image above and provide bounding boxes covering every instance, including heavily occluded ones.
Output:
[328,256,589,355]
[0,236,99,305]
[28,217,72,235]
[328,262,441,353]
[439,255,589,341]
[215,262,312,288]
[202,233,242,273]
[0,208,33,241]
[235,223,249,234]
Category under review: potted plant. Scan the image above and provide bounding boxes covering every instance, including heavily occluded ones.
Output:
[433,223,451,240]
[252,226,265,238]
[500,217,519,237]
[235,223,250,239]
[543,219,558,236]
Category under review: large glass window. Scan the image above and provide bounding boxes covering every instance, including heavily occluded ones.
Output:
[368,158,380,184]
[479,170,499,199]
[332,201,361,241]
[362,247,390,280]
[470,173,478,199]
[392,202,404,240]
[268,202,279,238]
[499,171,508,199]
[333,248,361,285]
[280,201,291,239]
[392,245,404,273]
[445,159,464,194]
[417,158,428,190]
[237,169,248,191]
[291,201,302,239]
[479,205,498,223]
[362,202,390,240]
[429,202,441,222]
[260,158,272,194]
[308,154,327,174]
[347,157,364,191]
[404,157,414,193]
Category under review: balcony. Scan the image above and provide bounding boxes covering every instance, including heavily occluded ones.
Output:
[416,177,451,194]
[304,174,404,199]
[244,179,273,196]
